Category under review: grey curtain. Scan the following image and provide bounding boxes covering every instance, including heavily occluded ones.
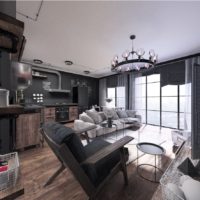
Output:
[129,72,135,110]
[99,78,107,107]
[107,76,117,87]
[184,56,200,133]
[129,72,142,110]
[160,61,185,87]
[117,74,128,109]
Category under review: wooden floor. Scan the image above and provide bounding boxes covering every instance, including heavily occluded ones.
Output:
[16,125,174,200]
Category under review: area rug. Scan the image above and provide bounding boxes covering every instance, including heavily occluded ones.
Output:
[96,125,174,200]
[104,125,173,164]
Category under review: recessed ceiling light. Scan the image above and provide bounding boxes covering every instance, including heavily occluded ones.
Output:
[33,59,43,64]
[84,70,90,74]
[65,60,73,65]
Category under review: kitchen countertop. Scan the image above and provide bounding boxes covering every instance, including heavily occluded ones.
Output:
[43,103,78,107]
[23,105,43,113]
[0,104,42,116]
[0,103,78,116]
[0,105,24,116]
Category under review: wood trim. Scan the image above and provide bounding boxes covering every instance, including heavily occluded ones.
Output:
[0,12,24,28]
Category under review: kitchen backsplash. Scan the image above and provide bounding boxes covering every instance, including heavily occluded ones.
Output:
[23,68,99,106]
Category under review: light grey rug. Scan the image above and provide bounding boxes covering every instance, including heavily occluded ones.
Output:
[104,125,171,163]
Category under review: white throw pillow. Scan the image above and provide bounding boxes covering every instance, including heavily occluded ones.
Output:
[103,107,119,120]
[180,177,200,200]
[179,175,193,186]
[79,112,94,124]
[166,183,186,200]
[86,109,102,124]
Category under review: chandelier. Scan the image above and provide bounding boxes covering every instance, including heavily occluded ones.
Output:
[111,35,158,72]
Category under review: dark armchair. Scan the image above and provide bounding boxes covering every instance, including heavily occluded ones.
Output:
[41,122,133,200]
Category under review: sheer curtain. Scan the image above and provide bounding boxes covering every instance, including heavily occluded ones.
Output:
[117,74,128,109]
[129,72,136,110]
[129,72,145,122]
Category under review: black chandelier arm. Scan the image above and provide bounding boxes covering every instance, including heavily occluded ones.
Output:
[113,58,154,68]
[111,35,157,73]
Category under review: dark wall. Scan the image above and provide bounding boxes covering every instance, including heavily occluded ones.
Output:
[0,1,16,100]
[24,67,99,107]
[0,1,16,154]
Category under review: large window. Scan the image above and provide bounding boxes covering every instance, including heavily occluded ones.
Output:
[107,86,126,108]
[179,84,191,130]
[134,73,188,129]
[135,76,146,123]
[116,87,126,108]
[107,88,115,108]
[161,85,178,128]
[147,74,160,126]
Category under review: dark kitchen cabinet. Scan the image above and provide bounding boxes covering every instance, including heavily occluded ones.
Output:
[73,86,89,112]
[73,86,89,114]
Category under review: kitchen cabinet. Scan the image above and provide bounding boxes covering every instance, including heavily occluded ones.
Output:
[73,86,89,109]
[69,106,78,121]
[43,107,55,123]
[16,113,41,149]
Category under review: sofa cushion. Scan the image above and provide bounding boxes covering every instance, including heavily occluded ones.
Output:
[166,183,186,200]
[180,176,200,200]
[127,117,140,123]
[79,112,94,124]
[86,109,103,124]
[179,175,193,186]
[117,110,128,118]
[98,112,107,121]
[94,125,105,137]
[112,120,124,129]
[74,120,97,138]
[103,107,119,120]
[126,110,136,118]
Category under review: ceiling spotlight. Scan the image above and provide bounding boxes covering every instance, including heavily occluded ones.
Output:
[84,70,90,74]
[65,60,73,65]
[33,59,43,64]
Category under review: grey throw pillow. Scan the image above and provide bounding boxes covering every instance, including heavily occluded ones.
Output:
[98,112,107,121]
[79,112,94,124]
[86,109,103,124]
[126,110,136,118]
[103,108,119,120]
[166,183,186,200]
[180,177,200,200]
[117,110,128,118]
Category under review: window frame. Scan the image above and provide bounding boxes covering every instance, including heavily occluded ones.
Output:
[134,74,186,129]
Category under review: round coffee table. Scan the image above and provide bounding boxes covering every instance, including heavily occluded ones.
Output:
[136,142,166,183]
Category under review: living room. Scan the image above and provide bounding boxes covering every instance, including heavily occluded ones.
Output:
[0,1,200,200]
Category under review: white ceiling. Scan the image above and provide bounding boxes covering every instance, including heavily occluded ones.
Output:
[16,1,200,78]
